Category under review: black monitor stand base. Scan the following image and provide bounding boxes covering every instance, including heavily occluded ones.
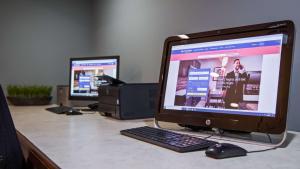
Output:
[46,104,71,114]
[73,103,98,112]
[65,109,82,115]
[87,103,98,111]
[46,104,82,115]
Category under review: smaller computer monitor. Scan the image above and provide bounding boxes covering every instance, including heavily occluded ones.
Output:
[69,56,119,101]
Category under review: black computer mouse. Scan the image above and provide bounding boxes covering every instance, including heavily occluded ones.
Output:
[205,143,247,159]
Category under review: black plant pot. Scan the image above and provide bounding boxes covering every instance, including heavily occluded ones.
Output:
[7,96,52,106]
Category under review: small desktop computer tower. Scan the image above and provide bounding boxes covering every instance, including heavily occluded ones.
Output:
[98,83,158,120]
[57,85,70,106]
[56,85,95,107]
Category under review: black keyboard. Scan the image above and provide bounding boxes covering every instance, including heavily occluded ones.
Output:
[120,126,217,153]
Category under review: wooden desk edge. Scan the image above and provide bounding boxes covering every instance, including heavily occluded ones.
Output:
[17,130,60,169]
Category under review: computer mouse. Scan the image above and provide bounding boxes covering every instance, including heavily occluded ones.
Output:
[205,143,247,159]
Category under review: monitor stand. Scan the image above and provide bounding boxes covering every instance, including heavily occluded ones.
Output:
[73,103,98,112]
[154,119,287,148]
[46,104,82,115]
[65,108,82,115]
[46,104,71,114]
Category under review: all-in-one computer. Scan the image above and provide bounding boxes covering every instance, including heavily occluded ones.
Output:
[121,20,295,157]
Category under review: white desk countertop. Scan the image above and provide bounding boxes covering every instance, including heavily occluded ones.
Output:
[10,105,300,169]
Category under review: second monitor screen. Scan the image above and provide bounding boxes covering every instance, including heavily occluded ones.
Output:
[163,34,284,117]
[70,58,118,97]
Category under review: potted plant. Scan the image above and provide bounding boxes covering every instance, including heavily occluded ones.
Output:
[6,85,52,106]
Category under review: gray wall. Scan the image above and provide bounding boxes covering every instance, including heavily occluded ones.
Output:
[0,0,299,131]
[92,0,300,131]
[0,0,93,96]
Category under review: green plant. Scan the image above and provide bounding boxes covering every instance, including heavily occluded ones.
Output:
[7,85,52,98]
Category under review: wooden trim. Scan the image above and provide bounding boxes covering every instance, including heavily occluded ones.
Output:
[16,131,60,169]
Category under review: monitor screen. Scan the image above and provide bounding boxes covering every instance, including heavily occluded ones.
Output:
[157,20,294,134]
[69,56,119,100]
[163,34,284,117]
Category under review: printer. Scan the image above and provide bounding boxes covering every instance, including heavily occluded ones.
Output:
[98,83,158,120]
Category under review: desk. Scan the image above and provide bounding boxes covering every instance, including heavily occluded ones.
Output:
[10,105,300,169]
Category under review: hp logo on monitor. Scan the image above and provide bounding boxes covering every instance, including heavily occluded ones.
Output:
[205,119,211,126]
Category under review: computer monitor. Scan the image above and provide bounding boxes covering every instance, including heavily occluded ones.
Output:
[157,20,294,134]
[0,85,24,168]
[69,56,120,101]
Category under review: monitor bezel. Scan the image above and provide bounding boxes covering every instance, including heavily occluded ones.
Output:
[156,20,294,134]
[69,56,120,101]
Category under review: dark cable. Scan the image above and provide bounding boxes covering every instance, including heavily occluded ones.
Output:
[171,126,214,140]
[247,133,277,153]
[267,134,273,144]
[203,134,214,139]
[247,147,277,153]
[170,126,278,153]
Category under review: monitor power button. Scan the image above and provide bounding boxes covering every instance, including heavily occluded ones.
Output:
[205,119,211,126]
